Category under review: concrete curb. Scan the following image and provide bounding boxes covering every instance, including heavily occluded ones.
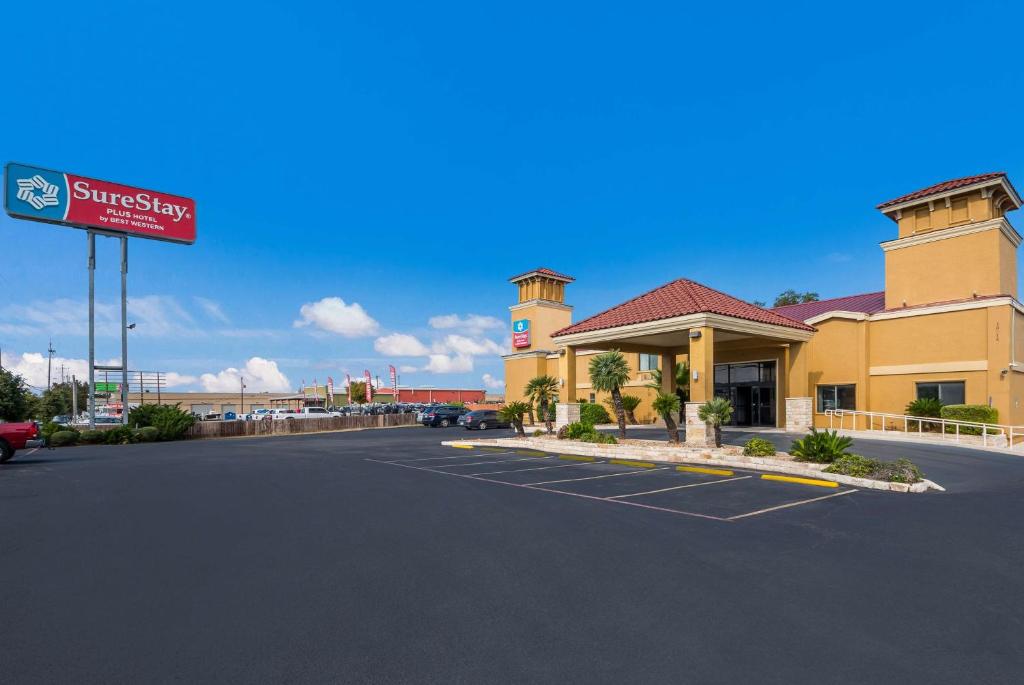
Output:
[441,437,945,493]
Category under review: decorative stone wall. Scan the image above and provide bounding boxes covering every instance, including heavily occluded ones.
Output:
[684,402,715,447]
[785,397,813,433]
[555,403,581,430]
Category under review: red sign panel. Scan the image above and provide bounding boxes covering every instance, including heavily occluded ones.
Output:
[5,162,196,244]
[512,331,530,348]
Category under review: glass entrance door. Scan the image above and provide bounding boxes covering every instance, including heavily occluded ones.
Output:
[713,361,777,427]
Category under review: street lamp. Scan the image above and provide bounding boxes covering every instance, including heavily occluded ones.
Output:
[240,377,246,418]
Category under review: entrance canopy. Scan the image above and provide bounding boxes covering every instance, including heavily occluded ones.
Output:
[550,278,814,426]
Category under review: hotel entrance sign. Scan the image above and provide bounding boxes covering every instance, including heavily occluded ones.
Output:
[512,319,531,348]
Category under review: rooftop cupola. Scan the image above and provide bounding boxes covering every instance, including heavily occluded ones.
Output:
[508,267,575,305]
[878,173,1023,309]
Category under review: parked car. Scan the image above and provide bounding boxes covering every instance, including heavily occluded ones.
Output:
[457,409,510,431]
[0,421,44,463]
[295,407,343,418]
[421,405,468,427]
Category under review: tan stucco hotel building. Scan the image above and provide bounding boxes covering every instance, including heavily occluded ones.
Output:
[502,172,1024,443]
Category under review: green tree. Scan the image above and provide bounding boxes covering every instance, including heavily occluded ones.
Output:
[651,392,682,443]
[350,381,370,404]
[589,350,631,439]
[0,368,34,421]
[773,290,820,307]
[37,381,86,420]
[524,375,559,434]
[499,401,531,437]
[697,397,734,447]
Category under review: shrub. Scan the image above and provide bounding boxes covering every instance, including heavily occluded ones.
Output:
[104,426,137,445]
[79,429,105,444]
[742,437,776,457]
[134,426,160,442]
[532,429,544,437]
[40,421,62,441]
[872,458,923,483]
[789,428,852,463]
[824,455,923,483]
[940,404,999,436]
[49,430,80,447]
[579,403,611,427]
[131,404,196,441]
[564,421,593,440]
[560,421,617,444]
[824,454,881,478]
[905,398,942,418]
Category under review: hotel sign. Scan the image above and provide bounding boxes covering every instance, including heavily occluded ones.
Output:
[4,162,196,244]
[512,319,531,348]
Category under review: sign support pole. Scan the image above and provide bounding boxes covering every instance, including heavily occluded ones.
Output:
[120,236,129,425]
[88,231,96,429]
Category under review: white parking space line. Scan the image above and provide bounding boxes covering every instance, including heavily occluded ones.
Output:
[527,467,669,486]
[430,457,547,469]
[727,489,857,520]
[366,458,729,522]
[472,462,585,476]
[608,476,752,499]
[386,452,515,463]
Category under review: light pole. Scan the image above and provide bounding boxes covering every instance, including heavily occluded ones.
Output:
[240,377,246,418]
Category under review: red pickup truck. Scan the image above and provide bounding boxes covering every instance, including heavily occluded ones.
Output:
[0,422,44,463]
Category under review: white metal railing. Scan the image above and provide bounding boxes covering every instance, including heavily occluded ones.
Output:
[825,409,1024,450]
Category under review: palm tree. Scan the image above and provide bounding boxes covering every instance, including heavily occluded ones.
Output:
[589,350,631,438]
[499,401,531,437]
[651,392,681,443]
[606,395,642,424]
[646,360,690,421]
[697,397,733,447]
[524,375,560,434]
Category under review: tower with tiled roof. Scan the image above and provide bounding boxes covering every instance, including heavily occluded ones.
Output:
[507,268,575,354]
[877,173,1022,309]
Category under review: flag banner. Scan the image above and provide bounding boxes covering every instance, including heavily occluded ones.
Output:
[364,370,372,403]
[345,374,352,404]
[389,365,398,402]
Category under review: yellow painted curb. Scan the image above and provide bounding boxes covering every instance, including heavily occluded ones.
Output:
[559,454,595,462]
[609,458,657,469]
[450,444,474,450]
[761,474,839,488]
[677,465,734,476]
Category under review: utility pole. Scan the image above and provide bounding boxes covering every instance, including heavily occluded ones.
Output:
[46,339,55,390]
[240,377,246,416]
[71,375,78,419]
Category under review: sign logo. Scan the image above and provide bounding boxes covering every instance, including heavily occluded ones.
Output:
[4,162,196,244]
[16,175,60,210]
[512,319,531,348]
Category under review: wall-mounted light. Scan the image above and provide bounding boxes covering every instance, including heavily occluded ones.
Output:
[689,330,702,339]
[692,371,699,381]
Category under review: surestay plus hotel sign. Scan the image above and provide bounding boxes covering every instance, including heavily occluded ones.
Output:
[502,172,1024,444]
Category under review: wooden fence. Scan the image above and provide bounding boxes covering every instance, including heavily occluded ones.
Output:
[186,413,419,440]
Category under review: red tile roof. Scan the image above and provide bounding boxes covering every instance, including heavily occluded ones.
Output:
[771,291,886,322]
[877,172,1009,209]
[553,278,814,337]
[508,267,575,283]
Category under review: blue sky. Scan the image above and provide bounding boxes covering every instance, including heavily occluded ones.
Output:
[2,0,1022,394]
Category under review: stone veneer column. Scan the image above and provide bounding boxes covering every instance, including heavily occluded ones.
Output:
[555,403,581,430]
[785,397,813,433]
[684,402,715,447]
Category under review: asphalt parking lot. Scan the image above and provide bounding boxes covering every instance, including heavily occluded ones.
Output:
[3,425,1024,684]
[370,447,857,522]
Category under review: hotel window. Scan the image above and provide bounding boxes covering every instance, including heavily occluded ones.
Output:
[589,393,596,403]
[916,381,965,406]
[816,385,856,413]
[639,353,659,372]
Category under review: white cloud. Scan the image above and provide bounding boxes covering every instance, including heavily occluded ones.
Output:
[194,297,230,324]
[433,334,503,357]
[199,357,291,392]
[429,314,504,333]
[399,365,418,373]
[374,333,430,356]
[482,373,504,390]
[6,352,123,389]
[423,354,474,374]
[0,295,200,338]
[164,372,199,387]
[294,297,380,337]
